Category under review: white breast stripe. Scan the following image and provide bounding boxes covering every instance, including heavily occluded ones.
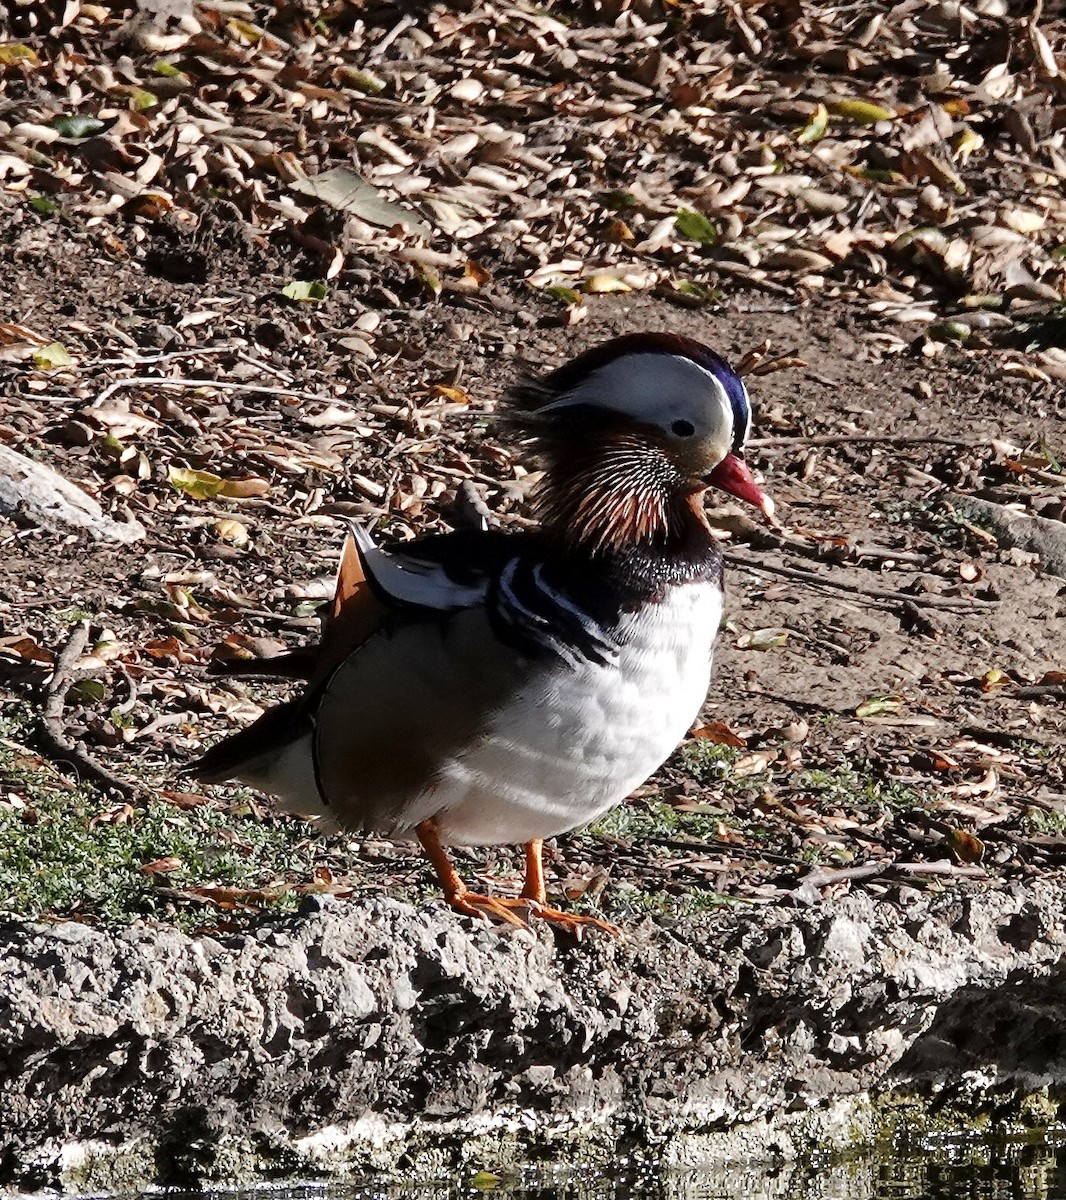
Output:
[530,564,619,663]
[496,559,585,670]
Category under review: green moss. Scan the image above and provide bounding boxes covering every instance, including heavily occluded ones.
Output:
[0,708,411,927]
[1025,806,1066,836]
[879,497,1000,549]
[794,764,928,815]
[608,886,753,920]
[589,798,686,840]
[677,740,765,796]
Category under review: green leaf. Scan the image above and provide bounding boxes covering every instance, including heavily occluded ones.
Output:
[339,66,386,94]
[603,190,638,211]
[673,280,720,306]
[416,263,442,297]
[280,280,327,302]
[50,114,107,139]
[469,1171,502,1191]
[795,102,828,144]
[227,17,263,42]
[846,165,904,184]
[735,627,789,651]
[826,97,897,124]
[0,43,40,67]
[927,321,970,344]
[153,60,186,79]
[29,195,58,215]
[675,208,718,245]
[32,342,74,370]
[855,695,902,719]
[168,467,225,500]
[69,678,107,704]
[586,273,632,294]
[544,285,582,305]
[960,293,1005,309]
[130,89,159,111]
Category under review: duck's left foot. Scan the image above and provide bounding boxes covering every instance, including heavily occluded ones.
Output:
[445,891,531,928]
[524,900,619,936]
[418,822,617,936]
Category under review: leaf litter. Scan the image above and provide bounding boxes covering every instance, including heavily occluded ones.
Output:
[0,0,1065,924]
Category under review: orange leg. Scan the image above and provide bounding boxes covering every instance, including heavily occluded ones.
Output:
[417,819,527,928]
[521,839,547,905]
[417,822,617,936]
[520,839,618,936]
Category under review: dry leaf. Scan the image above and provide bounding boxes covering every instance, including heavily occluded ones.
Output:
[691,721,747,748]
[944,828,985,865]
[140,856,183,875]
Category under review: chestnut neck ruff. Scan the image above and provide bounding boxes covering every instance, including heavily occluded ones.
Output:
[531,426,722,599]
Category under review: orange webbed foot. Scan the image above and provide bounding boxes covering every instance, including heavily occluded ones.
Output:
[526,900,619,937]
[420,825,616,936]
[445,891,531,928]
[446,892,617,936]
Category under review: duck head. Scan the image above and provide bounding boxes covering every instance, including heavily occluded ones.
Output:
[508,332,773,556]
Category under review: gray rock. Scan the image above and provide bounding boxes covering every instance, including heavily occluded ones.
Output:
[3,885,1066,1191]
[952,493,1066,579]
[0,444,145,544]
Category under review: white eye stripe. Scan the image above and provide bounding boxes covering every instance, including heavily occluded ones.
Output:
[683,357,746,444]
[538,352,737,448]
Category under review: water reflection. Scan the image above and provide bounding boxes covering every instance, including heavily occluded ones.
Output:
[163,1133,1066,1200]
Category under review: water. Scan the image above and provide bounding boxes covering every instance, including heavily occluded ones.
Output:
[164,1130,1066,1200]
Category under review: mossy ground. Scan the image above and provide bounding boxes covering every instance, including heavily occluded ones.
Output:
[0,713,821,927]
[0,689,1060,928]
[0,704,431,928]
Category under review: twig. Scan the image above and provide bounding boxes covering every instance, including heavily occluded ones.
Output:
[207,649,317,680]
[133,711,200,742]
[235,350,295,384]
[87,376,342,409]
[782,626,852,665]
[725,552,998,611]
[892,860,987,878]
[792,857,987,902]
[750,434,995,450]
[708,261,797,298]
[848,543,932,566]
[1014,685,1066,700]
[641,835,802,867]
[88,345,241,368]
[735,687,847,716]
[746,524,933,568]
[794,862,887,892]
[35,624,138,798]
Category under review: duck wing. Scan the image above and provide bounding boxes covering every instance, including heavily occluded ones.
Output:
[186,524,521,792]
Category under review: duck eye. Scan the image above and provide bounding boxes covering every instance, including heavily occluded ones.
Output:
[671,419,696,438]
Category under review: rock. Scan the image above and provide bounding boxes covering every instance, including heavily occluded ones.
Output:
[3,885,1066,1191]
[952,494,1066,579]
[0,445,145,544]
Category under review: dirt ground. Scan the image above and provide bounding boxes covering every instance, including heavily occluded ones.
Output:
[2,0,1066,927]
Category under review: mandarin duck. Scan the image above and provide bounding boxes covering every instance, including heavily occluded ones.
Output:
[189,332,772,933]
